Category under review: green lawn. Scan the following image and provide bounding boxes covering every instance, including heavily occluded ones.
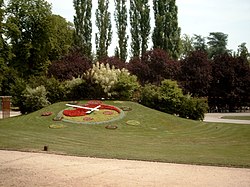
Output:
[221,116,250,120]
[0,101,250,168]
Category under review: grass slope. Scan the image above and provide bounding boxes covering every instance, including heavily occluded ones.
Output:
[0,101,250,168]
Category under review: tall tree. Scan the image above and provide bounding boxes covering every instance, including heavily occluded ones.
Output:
[153,0,181,60]
[49,15,74,61]
[236,42,250,60]
[95,0,112,60]
[73,0,92,58]
[192,34,207,51]
[130,0,150,57]
[207,32,229,59]
[6,0,52,77]
[114,0,128,62]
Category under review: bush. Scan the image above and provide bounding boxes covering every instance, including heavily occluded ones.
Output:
[28,76,65,103]
[21,86,50,114]
[10,77,27,107]
[141,79,207,120]
[158,80,184,114]
[111,71,140,100]
[63,77,86,100]
[140,84,160,108]
[178,96,208,120]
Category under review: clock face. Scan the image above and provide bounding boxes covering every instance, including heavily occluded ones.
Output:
[60,101,125,124]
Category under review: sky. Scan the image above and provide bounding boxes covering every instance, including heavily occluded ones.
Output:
[46,0,250,56]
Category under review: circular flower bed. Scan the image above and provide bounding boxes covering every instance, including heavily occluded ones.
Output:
[49,124,66,129]
[60,101,125,125]
[126,120,140,126]
[105,125,118,130]
[41,112,53,116]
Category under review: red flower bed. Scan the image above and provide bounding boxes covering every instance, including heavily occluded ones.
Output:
[63,102,120,117]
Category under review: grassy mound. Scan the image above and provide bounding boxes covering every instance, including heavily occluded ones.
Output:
[0,101,250,168]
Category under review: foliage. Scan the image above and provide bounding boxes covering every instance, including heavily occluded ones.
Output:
[178,96,208,120]
[140,83,160,108]
[84,62,130,97]
[73,0,92,58]
[209,54,250,111]
[99,56,126,69]
[6,0,52,77]
[236,42,250,60]
[95,0,112,60]
[207,32,230,59]
[21,85,50,113]
[48,15,74,61]
[9,77,27,108]
[28,76,65,103]
[130,0,150,57]
[128,49,180,85]
[153,0,181,59]
[114,0,128,62]
[63,77,86,100]
[111,71,140,100]
[48,49,92,81]
[179,50,212,97]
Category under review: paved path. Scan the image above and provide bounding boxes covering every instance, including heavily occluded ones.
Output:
[0,150,250,187]
[0,111,21,119]
[204,113,250,124]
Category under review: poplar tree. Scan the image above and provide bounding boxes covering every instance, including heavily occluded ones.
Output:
[114,0,128,62]
[73,0,92,58]
[130,0,150,57]
[95,0,112,60]
[153,0,181,59]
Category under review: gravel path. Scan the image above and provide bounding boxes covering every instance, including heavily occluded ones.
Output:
[0,150,250,187]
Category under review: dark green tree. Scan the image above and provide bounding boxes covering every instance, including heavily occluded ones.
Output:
[6,0,52,77]
[153,0,181,59]
[49,15,74,61]
[95,0,112,60]
[179,34,194,59]
[207,32,230,59]
[192,34,207,51]
[114,0,128,62]
[236,42,250,60]
[130,0,150,57]
[73,0,92,58]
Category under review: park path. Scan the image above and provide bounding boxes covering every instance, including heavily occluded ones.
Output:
[204,113,250,124]
[0,150,250,187]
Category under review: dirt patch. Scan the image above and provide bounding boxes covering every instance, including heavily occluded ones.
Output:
[0,150,250,187]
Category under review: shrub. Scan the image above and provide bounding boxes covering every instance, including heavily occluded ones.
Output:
[62,77,86,100]
[84,62,130,97]
[21,86,50,114]
[111,71,140,100]
[28,76,65,103]
[178,96,208,120]
[9,77,27,107]
[140,84,160,108]
[158,80,184,114]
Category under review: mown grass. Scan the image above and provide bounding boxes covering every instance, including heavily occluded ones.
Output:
[221,116,250,120]
[0,101,250,168]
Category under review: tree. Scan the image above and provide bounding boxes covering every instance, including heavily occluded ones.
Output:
[236,42,250,61]
[114,0,128,62]
[6,0,52,77]
[128,49,180,85]
[48,49,92,81]
[179,50,212,97]
[192,34,207,51]
[95,0,112,60]
[207,32,230,59]
[49,15,74,61]
[179,34,194,59]
[153,0,181,59]
[73,0,92,58]
[130,0,150,57]
[209,54,250,111]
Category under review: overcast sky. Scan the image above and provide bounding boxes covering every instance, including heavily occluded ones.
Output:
[46,0,250,56]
